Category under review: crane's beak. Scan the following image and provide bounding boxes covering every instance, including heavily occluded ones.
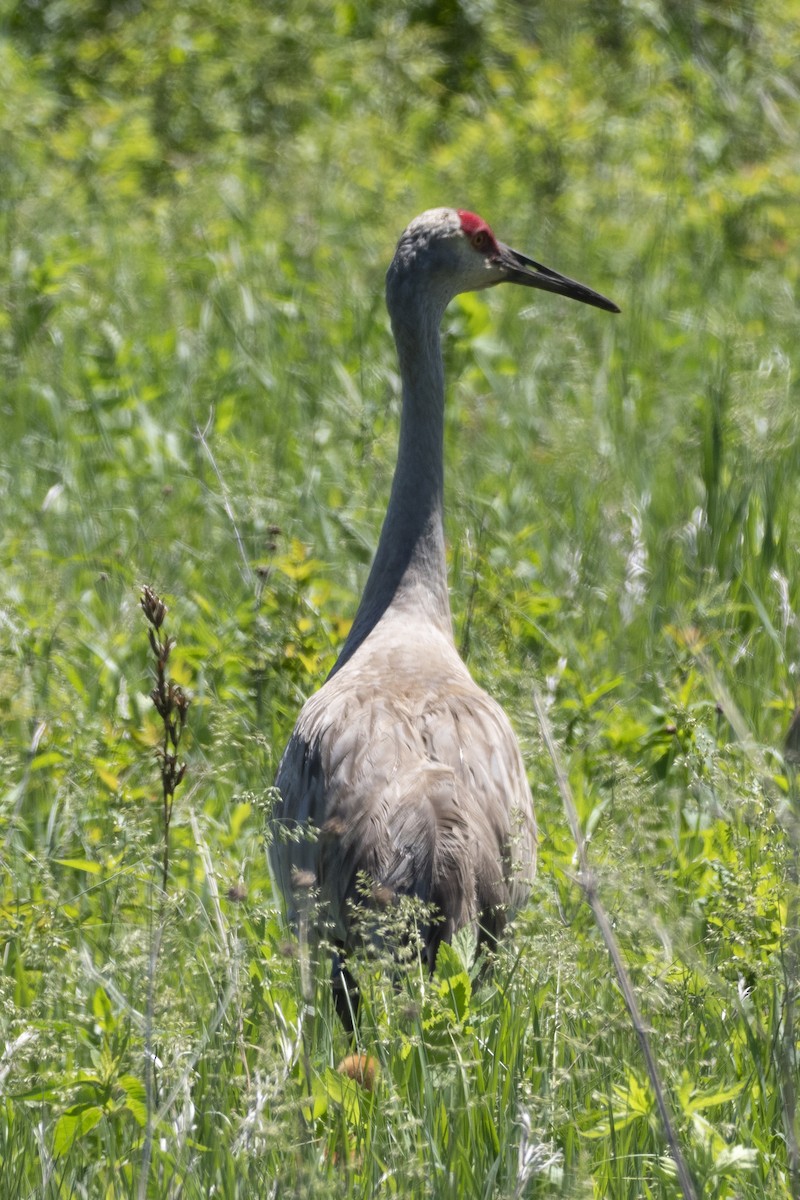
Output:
[496,243,620,314]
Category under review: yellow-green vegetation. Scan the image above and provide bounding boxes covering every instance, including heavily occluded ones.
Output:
[2,1,799,1196]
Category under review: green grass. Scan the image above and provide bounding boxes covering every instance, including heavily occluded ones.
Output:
[1,1,799,1195]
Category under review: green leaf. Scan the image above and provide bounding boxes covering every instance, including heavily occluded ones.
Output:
[53,1105,104,1156]
[713,1144,759,1174]
[323,1068,362,1124]
[55,858,103,875]
[92,986,115,1031]
[686,1081,745,1113]
[118,1074,148,1126]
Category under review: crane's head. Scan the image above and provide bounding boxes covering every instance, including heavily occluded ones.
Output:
[386,207,619,322]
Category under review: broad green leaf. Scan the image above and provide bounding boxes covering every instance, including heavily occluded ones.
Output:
[55,859,103,875]
[53,1106,104,1156]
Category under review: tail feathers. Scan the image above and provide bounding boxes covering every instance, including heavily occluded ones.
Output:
[381,797,436,899]
[380,774,475,969]
[319,770,477,970]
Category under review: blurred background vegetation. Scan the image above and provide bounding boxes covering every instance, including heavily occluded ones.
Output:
[1,0,799,1196]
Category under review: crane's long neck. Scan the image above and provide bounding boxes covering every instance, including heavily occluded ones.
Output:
[331,299,452,675]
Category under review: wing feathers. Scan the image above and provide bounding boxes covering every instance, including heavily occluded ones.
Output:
[270,642,536,957]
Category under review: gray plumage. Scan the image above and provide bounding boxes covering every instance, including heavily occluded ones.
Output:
[270,207,618,979]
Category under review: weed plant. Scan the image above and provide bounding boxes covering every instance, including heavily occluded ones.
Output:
[1,1,799,1196]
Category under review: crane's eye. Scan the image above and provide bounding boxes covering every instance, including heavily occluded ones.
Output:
[471,230,489,251]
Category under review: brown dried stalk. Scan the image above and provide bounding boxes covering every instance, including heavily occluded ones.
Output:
[141,586,189,892]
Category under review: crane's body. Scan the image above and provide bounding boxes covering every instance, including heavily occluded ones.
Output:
[274,601,535,963]
[270,208,618,1004]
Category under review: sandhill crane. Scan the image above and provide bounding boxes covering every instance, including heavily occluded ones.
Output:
[270,208,619,1021]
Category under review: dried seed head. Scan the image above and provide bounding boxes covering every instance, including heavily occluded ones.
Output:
[141,586,167,629]
[175,687,190,723]
[337,1053,378,1092]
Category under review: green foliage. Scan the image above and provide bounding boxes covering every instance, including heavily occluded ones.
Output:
[2,0,800,1195]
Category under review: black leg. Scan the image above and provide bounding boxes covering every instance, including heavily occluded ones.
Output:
[332,951,360,1033]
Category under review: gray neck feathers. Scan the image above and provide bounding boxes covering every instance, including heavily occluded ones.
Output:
[331,275,453,676]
